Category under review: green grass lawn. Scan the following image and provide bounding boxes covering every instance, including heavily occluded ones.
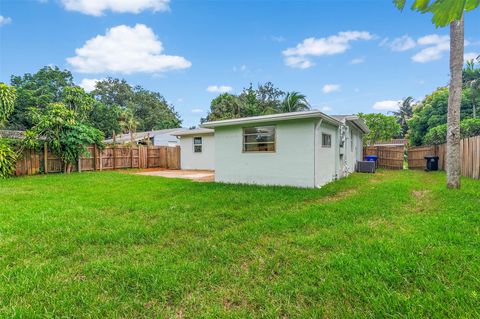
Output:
[1,170,479,318]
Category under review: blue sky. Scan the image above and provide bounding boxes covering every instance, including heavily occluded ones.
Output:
[1,0,479,127]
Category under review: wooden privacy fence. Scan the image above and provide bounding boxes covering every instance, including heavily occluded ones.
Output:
[15,145,181,176]
[408,136,480,179]
[363,145,404,169]
[407,146,437,170]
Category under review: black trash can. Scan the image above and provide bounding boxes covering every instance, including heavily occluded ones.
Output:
[424,156,439,171]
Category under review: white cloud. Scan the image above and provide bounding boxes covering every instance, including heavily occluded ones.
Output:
[67,24,191,74]
[390,35,416,51]
[79,78,103,92]
[0,16,12,26]
[283,31,373,69]
[464,52,479,62]
[350,57,365,64]
[60,0,170,16]
[206,85,233,93]
[322,84,341,94]
[372,100,401,111]
[321,106,332,112]
[191,108,204,113]
[412,34,449,63]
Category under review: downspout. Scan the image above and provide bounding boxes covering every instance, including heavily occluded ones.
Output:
[314,118,323,188]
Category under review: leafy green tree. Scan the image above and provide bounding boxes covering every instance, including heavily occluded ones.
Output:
[62,86,95,122]
[130,87,181,131]
[391,97,414,137]
[0,83,17,178]
[92,78,182,132]
[0,140,17,178]
[26,103,104,173]
[0,83,16,127]
[358,113,402,145]
[204,82,308,122]
[88,101,122,138]
[408,87,474,146]
[92,78,134,107]
[280,92,310,113]
[202,93,243,122]
[424,118,480,145]
[463,60,480,118]
[394,0,480,188]
[9,66,74,129]
[118,109,139,144]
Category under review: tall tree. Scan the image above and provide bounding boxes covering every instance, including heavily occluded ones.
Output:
[463,60,480,118]
[358,113,402,145]
[394,0,480,189]
[9,66,74,129]
[280,92,310,113]
[391,97,414,137]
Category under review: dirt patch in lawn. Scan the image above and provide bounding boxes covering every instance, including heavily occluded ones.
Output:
[135,169,215,182]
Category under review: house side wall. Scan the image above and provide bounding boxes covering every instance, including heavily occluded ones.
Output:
[215,119,316,188]
[179,134,215,170]
[315,121,340,187]
[345,123,364,173]
[153,134,180,146]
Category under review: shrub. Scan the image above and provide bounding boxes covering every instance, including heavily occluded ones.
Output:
[0,140,17,178]
[424,118,480,145]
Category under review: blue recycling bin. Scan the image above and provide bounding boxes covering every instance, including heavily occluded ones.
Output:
[364,155,378,168]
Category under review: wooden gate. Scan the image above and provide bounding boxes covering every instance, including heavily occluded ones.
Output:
[363,145,404,169]
[407,146,437,170]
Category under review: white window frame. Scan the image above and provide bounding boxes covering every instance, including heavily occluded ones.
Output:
[193,136,203,153]
[242,125,276,153]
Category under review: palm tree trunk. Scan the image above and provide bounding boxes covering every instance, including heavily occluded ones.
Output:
[446,15,464,189]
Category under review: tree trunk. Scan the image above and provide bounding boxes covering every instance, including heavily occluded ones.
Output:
[446,15,464,189]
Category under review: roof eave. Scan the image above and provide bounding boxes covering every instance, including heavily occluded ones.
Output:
[201,111,342,128]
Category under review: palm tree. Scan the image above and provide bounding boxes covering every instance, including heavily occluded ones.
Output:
[119,109,139,144]
[394,0,479,189]
[391,97,414,137]
[280,92,310,113]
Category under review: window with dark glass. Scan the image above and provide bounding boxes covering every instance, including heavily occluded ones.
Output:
[193,137,202,153]
[322,133,332,148]
[243,126,276,152]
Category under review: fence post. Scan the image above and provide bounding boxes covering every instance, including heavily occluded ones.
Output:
[43,143,48,174]
[78,157,82,173]
[99,148,103,171]
[93,145,97,171]
[113,146,116,170]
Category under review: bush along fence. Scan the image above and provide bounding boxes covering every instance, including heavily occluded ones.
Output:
[15,144,181,176]
[364,135,480,180]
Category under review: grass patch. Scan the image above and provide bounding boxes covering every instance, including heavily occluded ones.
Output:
[1,170,479,318]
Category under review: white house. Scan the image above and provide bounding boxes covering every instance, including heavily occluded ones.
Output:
[201,111,368,188]
[173,128,215,170]
[104,128,187,146]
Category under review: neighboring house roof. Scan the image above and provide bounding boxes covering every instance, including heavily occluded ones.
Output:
[201,110,343,128]
[331,115,370,134]
[0,130,26,139]
[104,128,187,144]
[173,128,214,136]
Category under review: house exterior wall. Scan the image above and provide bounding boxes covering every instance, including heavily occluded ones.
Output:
[345,123,363,173]
[153,134,180,147]
[315,121,340,187]
[179,134,215,170]
[214,119,317,188]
